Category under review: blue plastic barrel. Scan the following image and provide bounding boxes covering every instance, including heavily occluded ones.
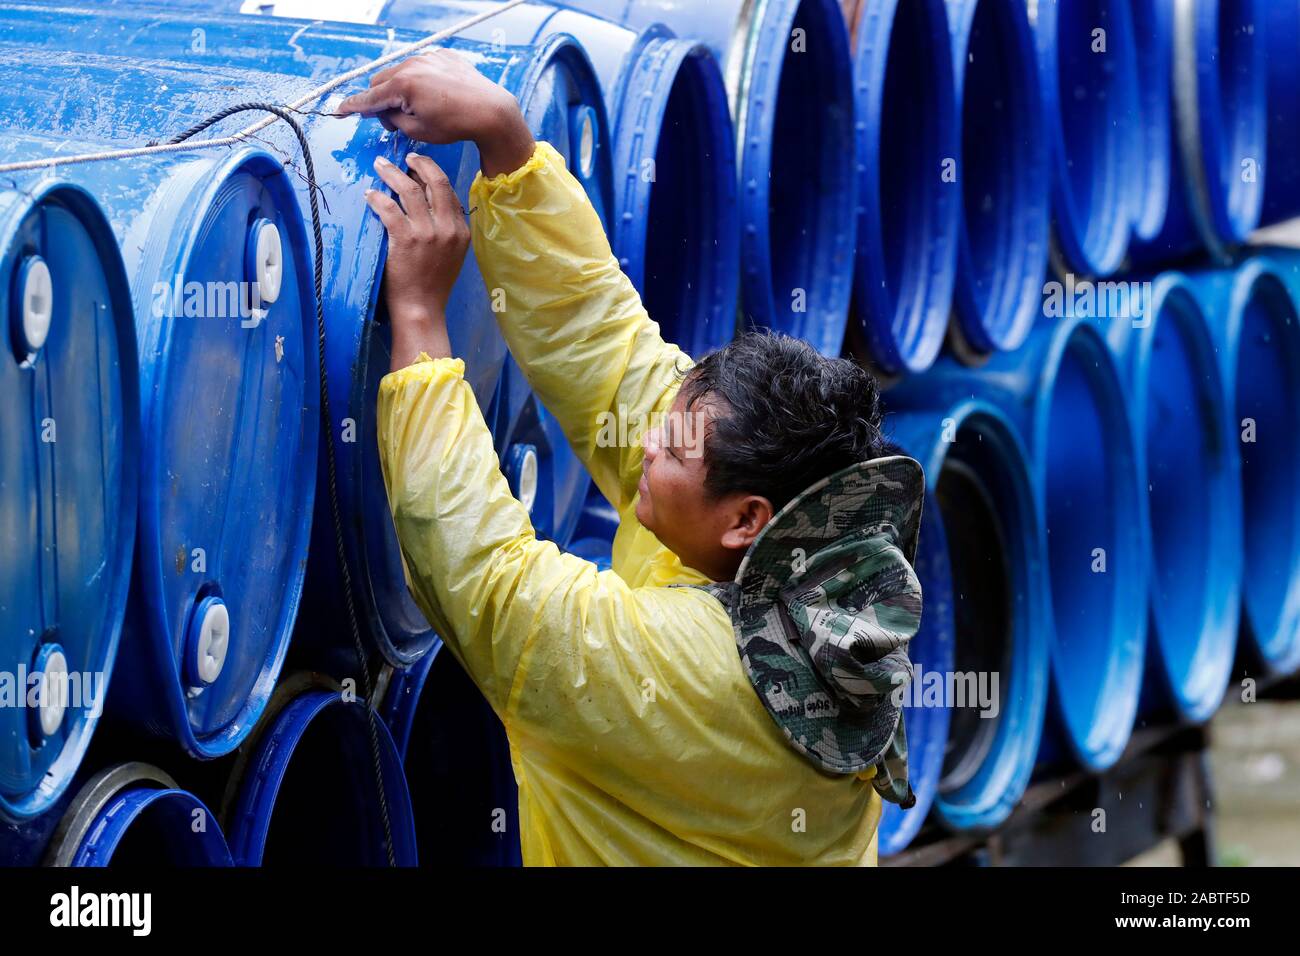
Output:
[2,5,612,663]
[877,490,954,855]
[1131,0,1266,264]
[1129,0,1174,242]
[1029,318,1144,768]
[240,12,596,662]
[841,0,959,373]
[381,646,522,866]
[900,316,1145,770]
[558,0,856,355]
[114,143,318,759]
[593,21,738,357]
[1030,0,1141,277]
[894,315,1145,770]
[224,687,418,865]
[379,1,741,358]
[0,39,321,757]
[1262,2,1300,225]
[38,763,233,866]
[0,5,495,675]
[109,0,615,547]
[943,0,1049,357]
[0,175,139,822]
[1188,256,1300,675]
[884,399,1050,831]
[1108,273,1238,722]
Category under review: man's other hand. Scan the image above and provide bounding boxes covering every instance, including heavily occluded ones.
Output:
[367,153,469,369]
[337,49,536,177]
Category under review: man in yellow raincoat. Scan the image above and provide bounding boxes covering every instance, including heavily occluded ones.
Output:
[338,50,924,866]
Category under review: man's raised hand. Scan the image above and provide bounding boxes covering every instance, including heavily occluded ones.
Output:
[337,49,536,177]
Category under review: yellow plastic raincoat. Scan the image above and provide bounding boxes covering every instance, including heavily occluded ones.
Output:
[377,142,881,866]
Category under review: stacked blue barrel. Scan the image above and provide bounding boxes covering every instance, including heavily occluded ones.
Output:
[0,0,1296,866]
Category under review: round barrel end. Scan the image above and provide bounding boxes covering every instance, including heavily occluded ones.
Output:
[737,0,857,356]
[225,689,418,866]
[0,181,138,823]
[611,32,740,358]
[1126,276,1239,723]
[851,0,960,373]
[1035,319,1145,770]
[878,489,954,855]
[1034,0,1142,278]
[950,0,1050,356]
[887,401,1050,832]
[44,763,232,867]
[122,148,319,759]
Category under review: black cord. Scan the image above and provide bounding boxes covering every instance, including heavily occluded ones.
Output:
[169,103,397,867]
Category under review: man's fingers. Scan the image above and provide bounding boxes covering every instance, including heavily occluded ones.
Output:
[407,152,451,188]
[336,78,405,117]
[403,163,436,210]
[364,189,406,234]
[373,158,430,219]
[379,109,429,141]
[407,154,462,220]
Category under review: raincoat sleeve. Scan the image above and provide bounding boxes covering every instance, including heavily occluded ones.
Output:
[468,141,690,512]
[376,355,729,740]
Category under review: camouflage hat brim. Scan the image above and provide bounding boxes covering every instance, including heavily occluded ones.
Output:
[729,456,925,776]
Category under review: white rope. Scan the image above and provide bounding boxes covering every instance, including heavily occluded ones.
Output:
[0,0,531,174]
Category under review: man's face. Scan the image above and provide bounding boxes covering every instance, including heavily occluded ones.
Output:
[635,390,712,542]
[634,390,760,578]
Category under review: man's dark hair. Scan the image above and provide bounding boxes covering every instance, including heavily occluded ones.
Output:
[679,331,886,511]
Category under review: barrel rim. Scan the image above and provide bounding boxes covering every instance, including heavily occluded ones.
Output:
[1030,316,1146,770]
[887,398,1051,830]
[851,0,959,373]
[1198,256,1300,674]
[948,0,1051,355]
[223,687,417,866]
[1035,0,1143,277]
[1121,271,1240,723]
[733,0,857,354]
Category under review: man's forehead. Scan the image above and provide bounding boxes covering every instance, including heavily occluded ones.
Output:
[671,386,725,418]
[663,390,720,460]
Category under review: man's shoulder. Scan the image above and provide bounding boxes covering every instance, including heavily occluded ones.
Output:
[628,580,755,695]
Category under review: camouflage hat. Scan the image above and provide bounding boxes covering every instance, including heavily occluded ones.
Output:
[704,456,924,805]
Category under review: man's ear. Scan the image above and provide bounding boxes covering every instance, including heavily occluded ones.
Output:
[720,495,775,551]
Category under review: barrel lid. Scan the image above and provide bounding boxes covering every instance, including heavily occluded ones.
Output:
[0,178,139,822]
[130,147,318,758]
